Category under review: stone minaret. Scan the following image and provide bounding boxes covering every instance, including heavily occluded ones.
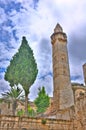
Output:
[83,63,86,85]
[51,24,74,112]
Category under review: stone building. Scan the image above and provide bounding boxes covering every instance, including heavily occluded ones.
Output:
[50,24,74,119]
[83,63,86,85]
[51,24,74,110]
[45,24,86,124]
[0,100,36,115]
[0,24,86,130]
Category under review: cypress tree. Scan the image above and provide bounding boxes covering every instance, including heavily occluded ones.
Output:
[5,36,38,114]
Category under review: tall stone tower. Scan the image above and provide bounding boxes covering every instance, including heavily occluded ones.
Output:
[51,24,74,112]
[83,63,86,85]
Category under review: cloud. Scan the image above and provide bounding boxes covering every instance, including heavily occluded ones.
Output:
[0,7,7,24]
[68,24,86,83]
[35,38,52,76]
[0,79,10,93]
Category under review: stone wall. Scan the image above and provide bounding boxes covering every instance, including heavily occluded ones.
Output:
[0,92,86,130]
[83,63,86,85]
[0,115,74,130]
[0,101,13,115]
[74,91,86,130]
[0,101,25,115]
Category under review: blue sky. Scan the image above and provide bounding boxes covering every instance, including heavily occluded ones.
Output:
[0,0,86,100]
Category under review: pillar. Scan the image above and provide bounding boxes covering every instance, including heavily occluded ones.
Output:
[51,24,74,111]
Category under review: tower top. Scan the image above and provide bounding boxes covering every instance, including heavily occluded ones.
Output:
[51,23,67,44]
[54,23,63,33]
[83,63,86,67]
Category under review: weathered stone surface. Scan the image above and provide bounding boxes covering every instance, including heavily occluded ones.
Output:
[83,63,86,85]
[51,23,74,111]
[0,115,74,130]
[59,84,74,109]
[74,92,86,130]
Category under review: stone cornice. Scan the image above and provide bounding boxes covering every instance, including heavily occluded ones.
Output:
[51,32,67,44]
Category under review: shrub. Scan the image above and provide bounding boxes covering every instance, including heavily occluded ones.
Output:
[17,109,24,116]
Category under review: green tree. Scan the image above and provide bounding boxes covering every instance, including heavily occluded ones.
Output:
[34,87,50,114]
[1,86,24,115]
[5,36,38,114]
[27,105,36,117]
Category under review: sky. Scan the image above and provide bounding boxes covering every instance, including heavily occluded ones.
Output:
[0,0,86,100]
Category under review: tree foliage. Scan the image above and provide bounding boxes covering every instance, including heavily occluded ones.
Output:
[34,87,50,114]
[27,105,36,117]
[17,105,36,117]
[1,86,23,115]
[4,36,38,114]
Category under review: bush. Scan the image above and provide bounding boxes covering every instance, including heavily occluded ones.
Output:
[17,109,24,116]
[34,87,50,114]
[27,105,36,117]
[41,119,46,124]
